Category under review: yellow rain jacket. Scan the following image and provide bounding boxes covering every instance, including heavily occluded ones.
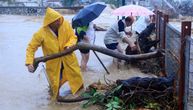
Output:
[25,7,83,100]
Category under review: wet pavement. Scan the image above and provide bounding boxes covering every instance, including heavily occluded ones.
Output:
[0,15,152,110]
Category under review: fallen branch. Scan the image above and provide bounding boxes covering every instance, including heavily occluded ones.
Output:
[32,42,164,72]
[81,74,177,109]
[57,96,90,103]
[56,73,177,107]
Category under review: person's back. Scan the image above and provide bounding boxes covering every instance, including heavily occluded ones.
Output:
[139,23,155,39]
[103,16,138,67]
[138,23,157,53]
[76,25,89,42]
[104,19,125,45]
[86,22,95,42]
[75,22,95,71]
[104,16,136,51]
[133,16,150,34]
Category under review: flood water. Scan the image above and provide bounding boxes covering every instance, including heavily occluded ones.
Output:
[0,14,152,110]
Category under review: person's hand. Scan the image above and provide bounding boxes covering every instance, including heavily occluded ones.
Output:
[64,46,73,54]
[131,46,137,51]
[127,31,133,36]
[64,46,69,49]
[126,35,131,38]
[27,64,34,73]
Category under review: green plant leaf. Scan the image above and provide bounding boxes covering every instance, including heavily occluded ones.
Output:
[111,85,122,94]
[111,101,119,105]
[106,107,112,110]
[106,103,112,108]
[81,88,96,98]
[113,97,120,102]
[129,103,136,109]
[113,105,121,109]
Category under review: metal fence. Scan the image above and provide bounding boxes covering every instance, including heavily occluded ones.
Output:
[185,37,193,110]
[165,23,181,87]
[156,10,192,110]
[184,37,191,110]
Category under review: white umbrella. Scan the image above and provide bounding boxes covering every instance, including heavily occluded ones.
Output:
[112,4,154,16]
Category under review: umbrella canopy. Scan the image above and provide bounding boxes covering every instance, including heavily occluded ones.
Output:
[112,4,154,16]
[72,2,106,28]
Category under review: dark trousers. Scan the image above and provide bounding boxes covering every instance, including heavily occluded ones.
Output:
[60,63,64,80]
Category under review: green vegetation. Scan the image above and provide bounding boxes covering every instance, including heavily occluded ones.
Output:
[81,83,177,110]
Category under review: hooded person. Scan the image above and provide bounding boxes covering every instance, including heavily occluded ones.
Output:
[25,7,83,101]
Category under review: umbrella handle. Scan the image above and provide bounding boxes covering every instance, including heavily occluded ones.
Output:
[131,12,133,31]
[92,30,110,74]
[93,30,96,44]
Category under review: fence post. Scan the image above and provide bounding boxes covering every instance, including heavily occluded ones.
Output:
[163,14,169,49]
[157,11,163,48]
[179,21,191,110]
[160,14,169,77]
[156,10,160,47]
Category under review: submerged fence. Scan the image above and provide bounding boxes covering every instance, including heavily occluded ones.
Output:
[156,10,192,110]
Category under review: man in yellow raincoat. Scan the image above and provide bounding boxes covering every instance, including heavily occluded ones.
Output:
[25,7,83,101]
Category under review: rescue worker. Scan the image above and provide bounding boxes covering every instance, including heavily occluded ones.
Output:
[25,7,83,101]
[104,16,136,53]
[104,16,136,66]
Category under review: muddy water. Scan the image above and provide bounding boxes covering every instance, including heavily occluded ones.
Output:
[0,15,152,110]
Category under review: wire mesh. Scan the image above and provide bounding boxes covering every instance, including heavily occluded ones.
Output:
[185,37,193,109]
